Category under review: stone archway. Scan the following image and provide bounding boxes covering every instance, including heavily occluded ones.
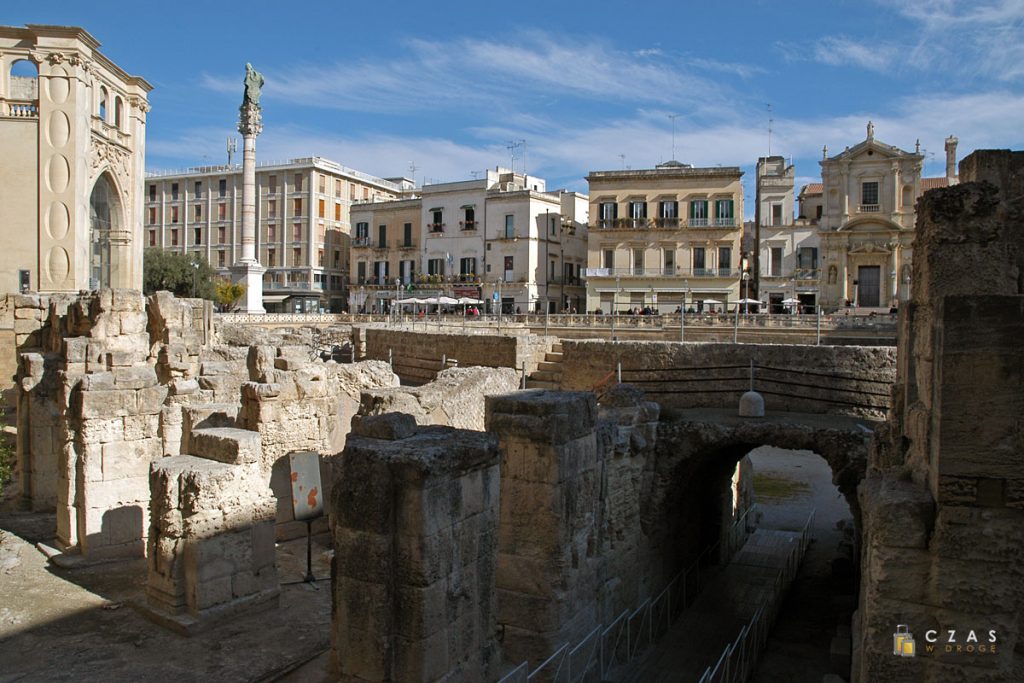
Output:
[88,172,123,289]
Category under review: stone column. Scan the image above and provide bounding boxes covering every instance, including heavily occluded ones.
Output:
[231,99,265,313]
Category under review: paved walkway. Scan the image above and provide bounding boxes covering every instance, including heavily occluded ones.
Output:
[621,527,804,683]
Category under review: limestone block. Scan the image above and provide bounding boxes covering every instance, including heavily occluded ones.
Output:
[274,356,307,371]
[241,381,280,400]
[169,378,200,396]
[860,475,935,549]
[77,387,134,418]
[80,417,124,444]
[188,428,261,465]
[486,390,597,446]
[80,372,115,391]
[137,385,170,414]
[351,413,417,441]
[101,438,161,480]
[113,366,158,390]
[247,345,276,381]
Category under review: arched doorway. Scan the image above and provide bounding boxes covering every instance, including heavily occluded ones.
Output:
[89,174,122,289]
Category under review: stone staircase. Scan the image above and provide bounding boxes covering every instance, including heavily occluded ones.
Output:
[525,342,563,389]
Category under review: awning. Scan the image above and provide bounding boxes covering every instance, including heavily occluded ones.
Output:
[262,295,288,303]
[427,207,444,212]
[459,204,476,209]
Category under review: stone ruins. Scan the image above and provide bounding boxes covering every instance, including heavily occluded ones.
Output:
[3,148,1022,682]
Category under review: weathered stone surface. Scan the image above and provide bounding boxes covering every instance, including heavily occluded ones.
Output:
[189,428,261,465]
[351,413,417,441]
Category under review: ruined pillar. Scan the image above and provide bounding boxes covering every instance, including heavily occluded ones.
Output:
[486,390,603,667]
[330,414,501,682]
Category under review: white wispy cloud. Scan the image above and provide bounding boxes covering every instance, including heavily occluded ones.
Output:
[813,36,897,72]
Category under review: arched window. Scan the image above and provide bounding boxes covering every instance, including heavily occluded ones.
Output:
[114,96,124,129]
[8,59,39,115]
[98,86,108,121]
[89,174,122,289]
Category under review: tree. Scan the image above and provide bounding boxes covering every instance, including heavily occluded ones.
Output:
[143,249,217,299]
[214,278,245,311]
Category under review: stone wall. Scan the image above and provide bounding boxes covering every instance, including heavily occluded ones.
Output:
[856,150,1024,682]
[331,414,501,682]
[361,328,556,384]
[559,340,896,418]
[358,366,521,431]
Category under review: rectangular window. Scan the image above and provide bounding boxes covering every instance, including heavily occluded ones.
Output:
[319,199,325,218]
[335,202,342,221]
[193,228,202,245]
[504,214,514,239]
[171,229,179,246]
[268,249,276,267]
[318,249,324,267]
[504,256,514,275]
[550,215,557,236]
[218,179,226,197]
[219,226,227,244]
[690,200,708,226]
[664,248,674,273]
[294,173,303,192]
[862,181,879,207]
[771,204,783,226]
[403,223,412,247]
[148,230,156,246]
[599,202,617,225]
[194,181,202,197]
[218,203,226,220]
[149,184,156,201]
[632,248,644,274]
[334,250,341,268]
[431,210,443,231]
[268,200,276,218]
[355,222,369,238]
[171,183,179,200]
[171,206,179,223]
[460,257,477,276]
[714,199,734,226]
[268,175,277,193]
[693,246,705,271]
[293,198,302,215]
[318,175,326,194]
[771,247,783,276]
[335,179,342,198]
[659,201,678,219]
[194,204,202,221]
[148,207,156,224]
[293,224,302,241]
[629,201,647,220]
[377,224,387,248]
[218,250,226,267]
[798,247,819,270]
[718,246,732,275]
[293,247,302,264]
[603,249,614,269]
[428,258,444,275]
[464,207,475,228]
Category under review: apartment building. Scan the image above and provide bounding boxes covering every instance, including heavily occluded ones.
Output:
[756,156,821,312]
[585,161,745,313]
[349,168,589,314]
[813,124,956,309]
[144,157,409,312]
[0,25,151,293]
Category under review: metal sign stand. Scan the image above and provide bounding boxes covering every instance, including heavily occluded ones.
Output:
[288,451,326,587]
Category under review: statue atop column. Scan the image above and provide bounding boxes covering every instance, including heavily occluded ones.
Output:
[238,63,263,137]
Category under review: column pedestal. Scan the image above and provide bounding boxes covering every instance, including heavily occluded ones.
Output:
[231,260,266,314]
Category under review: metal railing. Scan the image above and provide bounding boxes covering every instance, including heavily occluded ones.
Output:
[697,510,815,683]
[858,204,880,213]
[497,505,759,683]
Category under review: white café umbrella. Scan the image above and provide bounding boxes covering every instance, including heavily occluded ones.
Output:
[457,297,483,304]
[729,298,762,305]
[701,298,723,304]
[781,298,800,304]
[438,296,459,305]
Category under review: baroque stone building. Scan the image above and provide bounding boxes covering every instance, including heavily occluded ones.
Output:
[145,157,411,313]
[812,123,956,310]
[585,161,745,313]
[0,24,151,293]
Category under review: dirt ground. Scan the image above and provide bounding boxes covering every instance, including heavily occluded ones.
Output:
[0,487,334,683]
[747,446,857,683]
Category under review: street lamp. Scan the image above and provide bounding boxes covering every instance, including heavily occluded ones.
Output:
[191,261,199,298]
[741,256,750,314]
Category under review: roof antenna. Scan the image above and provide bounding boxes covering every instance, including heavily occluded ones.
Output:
[619,153,626,169]
[668,113,680,161]
[766,103,773,157]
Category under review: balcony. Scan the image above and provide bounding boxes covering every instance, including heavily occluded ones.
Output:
[584,267,681,278]
[689,217,709,227]
[2,99,39,119]
[794,268,820,281]
[352,236,371,248]
[397,240,416,250]
[712,217,736,227]
[654,217,680,229]
[460,221,478,231]
[427,223,445,233]
[859,204,880,213]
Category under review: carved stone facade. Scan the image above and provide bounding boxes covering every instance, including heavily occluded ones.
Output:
[816,124,956,310]
[0,24,151,294]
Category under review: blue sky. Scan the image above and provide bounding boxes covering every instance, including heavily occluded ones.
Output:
[10,1,1024,216]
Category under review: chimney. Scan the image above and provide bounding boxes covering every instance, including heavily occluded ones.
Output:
[945,135,958,185]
